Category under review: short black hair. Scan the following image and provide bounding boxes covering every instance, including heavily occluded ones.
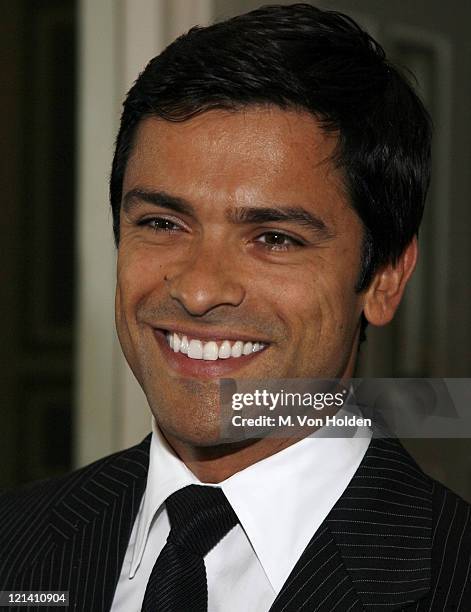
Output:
[110,2,432,297]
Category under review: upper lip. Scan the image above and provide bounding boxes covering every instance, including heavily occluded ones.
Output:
[154,325,270,344]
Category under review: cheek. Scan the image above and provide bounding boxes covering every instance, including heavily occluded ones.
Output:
[117,245,166,312]
[282,259,360,340]
[315,276,362,346]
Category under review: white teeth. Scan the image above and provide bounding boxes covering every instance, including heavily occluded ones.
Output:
[231,341,243,358]
[218,340,232,359]
[203,341,219,361]
[165,332,265,360]
[173,332,181,353]
[187,339,203,359]
[242,341,253,355]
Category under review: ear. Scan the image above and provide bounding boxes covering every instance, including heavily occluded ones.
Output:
[363,238,418,327]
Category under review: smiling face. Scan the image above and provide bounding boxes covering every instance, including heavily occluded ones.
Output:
[116,107,368,447]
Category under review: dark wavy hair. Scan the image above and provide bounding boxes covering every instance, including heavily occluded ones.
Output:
[110,3,432,326]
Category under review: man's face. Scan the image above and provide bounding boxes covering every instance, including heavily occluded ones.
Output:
[116,107,367,446]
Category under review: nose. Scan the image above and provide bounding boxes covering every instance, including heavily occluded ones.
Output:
[165,242,246,316]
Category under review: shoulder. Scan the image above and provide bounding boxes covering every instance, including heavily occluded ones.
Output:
[0,435,151,544]
[423,477,471,609]
[429,476,471,564]
[372,436,471,507]
[373,438,471,602]
[338,437,471,609]
[389,438,471,529]
[357,437,471,546]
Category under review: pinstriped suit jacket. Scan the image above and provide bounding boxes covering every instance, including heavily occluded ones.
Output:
[1,436,470,612]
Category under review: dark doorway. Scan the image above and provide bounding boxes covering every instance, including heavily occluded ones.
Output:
[1,0,76,486]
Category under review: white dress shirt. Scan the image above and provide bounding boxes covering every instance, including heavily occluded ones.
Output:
[111,412,371,611]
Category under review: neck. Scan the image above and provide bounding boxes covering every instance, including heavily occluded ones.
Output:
[161,432,305,483]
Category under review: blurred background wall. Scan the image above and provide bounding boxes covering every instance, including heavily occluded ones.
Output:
[1,0,470,500]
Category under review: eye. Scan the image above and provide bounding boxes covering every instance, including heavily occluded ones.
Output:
[138,217,182,232]
[255,231,304,251]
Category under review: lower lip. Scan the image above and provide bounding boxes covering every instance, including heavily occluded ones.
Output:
[153,330,267,379]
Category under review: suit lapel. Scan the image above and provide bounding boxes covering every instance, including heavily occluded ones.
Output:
[48,435,151,611]
[272,438,433,611]
[270,522,363,611]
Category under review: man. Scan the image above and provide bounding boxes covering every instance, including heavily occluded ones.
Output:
[1,4,470,611]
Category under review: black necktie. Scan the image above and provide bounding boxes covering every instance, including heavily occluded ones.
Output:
[141,484,238,612]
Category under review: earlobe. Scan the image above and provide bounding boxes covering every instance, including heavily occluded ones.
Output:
[363,238,418,327]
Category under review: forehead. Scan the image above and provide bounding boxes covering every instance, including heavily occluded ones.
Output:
[123,106,347,216]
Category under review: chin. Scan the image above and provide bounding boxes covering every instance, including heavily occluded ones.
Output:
[149,394,223,447]
[159,418,226,448]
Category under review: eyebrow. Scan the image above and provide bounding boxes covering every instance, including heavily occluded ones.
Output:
[123,188,193,216]
[122,188,333,237]
[227,206,330,235]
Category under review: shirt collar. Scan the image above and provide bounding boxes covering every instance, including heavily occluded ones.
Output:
[129,420,202,578]
[131,411,371,593]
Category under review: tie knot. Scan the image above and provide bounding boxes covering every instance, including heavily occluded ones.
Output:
[165,485,238,557]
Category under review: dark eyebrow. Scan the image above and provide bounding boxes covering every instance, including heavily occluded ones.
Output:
[227,206,332,236]
[122,188,333,237]
[122,188,194,216]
